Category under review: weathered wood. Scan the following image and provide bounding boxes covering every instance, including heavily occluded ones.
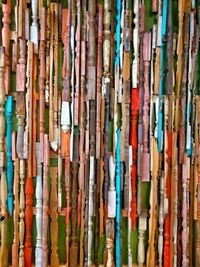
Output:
[42,134,49,267]
[50,167,59,267]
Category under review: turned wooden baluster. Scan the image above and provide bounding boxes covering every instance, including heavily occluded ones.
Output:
[182,154,189,267]
[174,0,184,265]
[5,95,13,215]
[158,168,164,267]
[61,0,71,134]
[79,1,87,264]
[195,97,200,266]
[142,32,151,182]
[49,3,54,143]
[39,7,46,163]
[57,96,62,209]
[108,155,116,218]
[50,167,59,267]
[103,0,111,213]
[0,172,8,267]
[42,134,49,267]
[164,99,172,267]
[35,143,43,267]
[70,0,75,161]
[58,8,68,210]
[74,0,81,127]
[186,10,194,157]
[157,0,168,153]
[96,4,103,159]
[172,146,178,267]
[18,0,25,39]
[16,37,26,267]
[130,0,139,228]
[18,158,25,267]
[16,38,26,171]
[128,145,132,266]
[132,0,139,90]
[152,0,158,12]
[52,2,59,152]
[25,42,34,267]
[0,47,5,173]
[175,0,184,135]
[107,154,115,266]
[87,0,96,265]
[2,0,11,95]
[138,212,148,267]
[137,4,145,218]
[45,6,50,105]
[12,4,18,72]
[30,0,39,53]
[87,0,96,101]
[12,133,19,267]
[122,0,132,211]
[180,14,189,163]
[61,6,71,266]
[49,3,59,151]
[60,134,71,266]
[23,42,30,160]
[69,163,79,267]
[130,87,139,229]
[106,219,115,267]
[0,45,7,265]
[147,137,159,267]
[123,69,131,211]
[61,9,70,133]
[88,154,95,266]
[65,147,71,267]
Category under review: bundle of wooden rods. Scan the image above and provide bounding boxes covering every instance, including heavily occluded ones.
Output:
[0,0,200,267]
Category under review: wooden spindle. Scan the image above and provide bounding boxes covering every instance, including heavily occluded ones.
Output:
[142,32,151,182]
[5,95,13,217]
[147,137,159,267]
[0,172,8,267]
[30,0,39,53]
[24,42,34,267]
[42,134,49,267]
[18,159,25,267]
[12,133,19,267]
[69,163,79,267]
[96,4,103,159]
[35,143,43,267]
[39,7,46,163]
[50,167,59,266]
[2,0,11,95]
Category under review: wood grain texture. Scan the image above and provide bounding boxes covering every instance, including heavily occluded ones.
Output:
[147,137,159,267]
[24,42,34,267]
[12,134,19,267]
[42,134,49,267]
[50,167,59,267]
[35,143,43,267]
[2,0,11,95]
[39,7,46,163]
[69,163,79,267]
[96,4,103,159]
[0,172,8,267]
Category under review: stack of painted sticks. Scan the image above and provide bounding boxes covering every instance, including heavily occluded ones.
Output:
[0,1,200,267]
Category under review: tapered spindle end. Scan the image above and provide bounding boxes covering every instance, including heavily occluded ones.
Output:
[5,95,13,115]
[30,26,38,54]
[7,196,13,216]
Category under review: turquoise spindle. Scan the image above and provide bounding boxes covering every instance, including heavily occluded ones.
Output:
[115,0,121,266]
[158,0,168,152]
[5,95,13,215]
[186,12,194,157]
